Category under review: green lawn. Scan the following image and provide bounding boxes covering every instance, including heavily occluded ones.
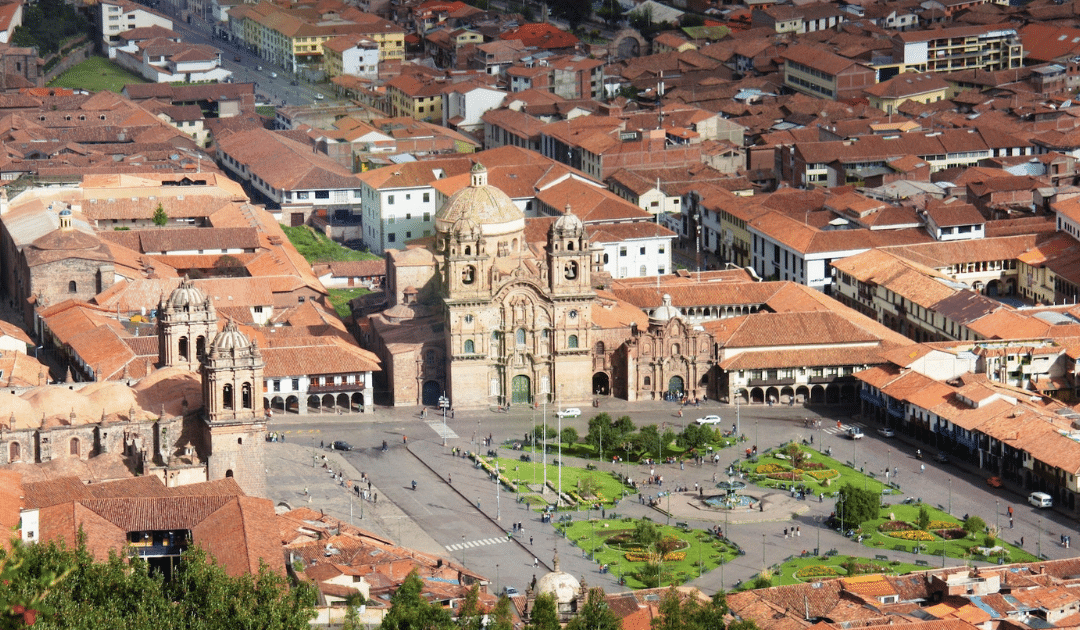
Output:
[48,56,148,93]
[738,443,893,496]
[855,502,1036,564]
[487,455,632,508]
[256,105,277,117]
[327,287,371,318]
[281,225,380,264]
[555,518,740,589]
[760,554,929,588]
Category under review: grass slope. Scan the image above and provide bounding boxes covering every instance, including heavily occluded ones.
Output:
[48,56,148,93]
[281,225,380,264]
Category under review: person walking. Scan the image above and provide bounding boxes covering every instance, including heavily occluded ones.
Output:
[533,557,538,567]
[530,536,534,545]
[797,526,801,537]
[449,474,452,484]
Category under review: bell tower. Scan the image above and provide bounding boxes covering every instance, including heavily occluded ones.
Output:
[158,278,217,371]
[199,319,266,496]
[547,204,591,295]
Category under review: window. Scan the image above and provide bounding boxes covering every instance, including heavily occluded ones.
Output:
[643,376,651,387]
[68,280,77,293]
[291,378,299,390]
[464,339,475,353]
[388,233,396,243]
[640,265,647,276]
[424,212,431,221]
[569,310,578,319]
[273,380,281,392]
[315,191,329,199]
[516,328,526,345]
[388,194,395,204]
[70,438,79,456]
[297,191,309,199]
[619,247,627,257]
[568,335,579,348]
[462,265,475,284]
[640,246,646,255]
[423,193,430,203]
[464,314,474,324]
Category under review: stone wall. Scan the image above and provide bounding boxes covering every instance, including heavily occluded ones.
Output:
[44,42,93,84]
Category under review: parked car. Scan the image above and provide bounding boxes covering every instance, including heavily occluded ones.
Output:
[847,426,863,439]
[987,476,1003,488]
[695,415,722,425]
[1029,491,1052,508]
[315,93,325,100]
[503,587,519,597]
[270,71,278,78]
[331,441,353,451]
[555,408,581,418]
[877,427,895,437]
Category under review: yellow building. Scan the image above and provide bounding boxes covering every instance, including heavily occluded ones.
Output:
[863,71,949,115]
[385,73,444,122]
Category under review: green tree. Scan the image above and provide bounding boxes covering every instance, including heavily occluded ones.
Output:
[381,570,453,630]
[489,595,514,630]
[917,506,931,531]
[638,425,660,457]
[526,593,560,630]
[633,519,662,549]
[546,0,591,29]
[152,203,168,227]
[213,254,247,278]
[565,587,621,630]
[680,13,705,26]
[782,443,807,469]
[585,413,612,453]
[611,416,637,445]
[835,484,878,529]
[962,515,986,537]
[653,588,757,630]
[534,424,555,440]
[560,427,579,448]
[456,584,483,630]
[676,423,713,451]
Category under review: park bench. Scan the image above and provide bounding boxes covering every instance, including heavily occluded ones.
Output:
[915,560,929,567]
[676,521,689,529]
[875,555,889,561]
[825,549,839,557]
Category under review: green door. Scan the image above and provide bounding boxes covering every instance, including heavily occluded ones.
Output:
[511,375,531,404]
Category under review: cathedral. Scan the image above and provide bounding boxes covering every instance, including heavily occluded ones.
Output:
[369,164,602,408]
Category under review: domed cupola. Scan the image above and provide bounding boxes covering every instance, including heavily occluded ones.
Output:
[648,294,683,329]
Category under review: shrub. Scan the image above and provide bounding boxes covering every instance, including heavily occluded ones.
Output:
[878,521,916,532]
[933,528,967,540]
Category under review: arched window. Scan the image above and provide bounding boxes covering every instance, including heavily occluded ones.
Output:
[222,384,233,409]
[462,265,475,285]
[567,241,575,251]
[594,341,605,355]
[672,343,680,355]
[464,245,472,255]
[196,336,207,359]
[242,382,253,409]
[69,438,79,456]
[8,441,18,461]
[568,335,579,349]
[643,376,651,387]
[68,280,77,293]
[464,339,475,354]
[225,470,234,478]
[178,336,189,361]
[603,253,609,264]
[516,328,526,345]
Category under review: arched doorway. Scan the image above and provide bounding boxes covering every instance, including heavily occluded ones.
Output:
[351,393,364,411]
[422,380,441,407]
[511,375,531,404]
[668,375,684,396]
[593,372,610,396]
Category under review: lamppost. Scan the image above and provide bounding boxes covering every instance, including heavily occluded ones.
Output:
[496,564,500,596]
[439,395,450,447]
[761,532,766,568]
[816,516,822,556]
[461,535,465,566]
[311,435,315,467]
[557,394,563,508]
[838,493,845,534]
[755,420,759,451]
[496,459,501,521]
[948,478,952,516]
[996,500,1000,531]
[1038,518,1042,559]
[735,397,741,437]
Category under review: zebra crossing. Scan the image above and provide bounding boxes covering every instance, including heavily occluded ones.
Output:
[427,420,459,440]
[821,421,865,436]
[446,536,511,552]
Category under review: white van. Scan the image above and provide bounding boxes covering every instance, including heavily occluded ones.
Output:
[1028,492,1053,508]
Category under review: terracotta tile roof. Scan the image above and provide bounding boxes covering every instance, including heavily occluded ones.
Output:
[0,470,22,549]
[215,128,361,192]
[191,496,286,577]
[535,178,651,223]
[261,336,380,376]
[23,475,170,509]
[499,23,579,49]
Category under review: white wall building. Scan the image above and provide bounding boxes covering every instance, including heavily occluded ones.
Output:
[99,0,173,57]
[442,83,507,135]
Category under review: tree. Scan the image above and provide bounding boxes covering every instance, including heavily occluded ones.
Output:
[584,413,612,453]
[526,593,560,630]
[213,255,247,278]
[546,0,591,29]
[962,515,986,537]
[456,584,483,630]
[611,416,637,445]
[781,443,807,469]
[152,203,168,227]
[676,424,713,451]
[835,484,878,529]
[565,587,621,630]
[680,13,705,27]
[534,424,555,440]
[638,425,660,457]
[917,506,931,531]
[560,427,579,448]
[653,588,758,630]
[381,570,453,630]
[633,519,662,549]
[489,595,514,630]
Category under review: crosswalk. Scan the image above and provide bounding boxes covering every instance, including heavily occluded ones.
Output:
[427,420,459,440]
[446,536,512,552]
[822,421,866,436]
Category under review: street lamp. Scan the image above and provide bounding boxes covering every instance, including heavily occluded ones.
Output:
[496,564,500,596]
[761,532,766,567]
[1038,518,1042,559]
[461,535,465,566]
[439,395,450,447]
[948,478,952,516]
[496,458,501,521]
[838,493,845,534]
[996,500,1000,531]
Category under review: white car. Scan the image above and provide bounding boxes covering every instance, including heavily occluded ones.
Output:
[877,427,895,437]
[555,408,581,419]
[695,415,722,425]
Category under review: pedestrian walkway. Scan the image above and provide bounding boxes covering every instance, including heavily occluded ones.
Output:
[446,537,513,552]
[427,420,459,440]
[822,421,864,436]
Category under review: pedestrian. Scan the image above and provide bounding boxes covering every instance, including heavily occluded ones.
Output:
[920,464,925,474]
[784,527,788,538]
[477,497,481,509]
[374,493,378,503]
[355,486,360,497]
[1008,505,1013,517]
[368,480,372,491]
[1010,517,1014,528]
[894,467,898,477]
[530,536,534,545]
[810,434,813,444]
[449,474,452,484]
[533,557,538,567]
[681,461,684,470]
[304,487,308,495]
[1021,536,1024,547]
[797,526,801,537]
[404,435,408,444]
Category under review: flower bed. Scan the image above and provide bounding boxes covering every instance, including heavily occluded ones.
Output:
[933,528,967,540]
[886,530,936,542]
[878,521,916,532]
[756,464,787,474]
[625,551,687,562]
[806,469,839,480]
[802,462,830,470]
[795,565,841,579]
[927,520,958,530]
[766,472,803,481]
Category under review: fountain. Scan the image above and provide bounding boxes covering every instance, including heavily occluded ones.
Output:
[703,478,755,509]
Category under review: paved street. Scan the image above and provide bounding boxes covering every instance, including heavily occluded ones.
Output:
[267,398,1077,594]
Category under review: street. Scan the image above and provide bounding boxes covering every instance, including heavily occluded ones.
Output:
[267,398,1077,594]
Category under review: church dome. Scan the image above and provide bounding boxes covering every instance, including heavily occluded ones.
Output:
[167,278,207,309]
[211,320,250,352]
[649,294,682,327]
[553,204,583,234]
[434,163,523,236]
[535,555,580,604]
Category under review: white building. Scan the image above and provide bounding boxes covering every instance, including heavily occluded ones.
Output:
[114,39,231,84]
[98,0,173,57]
[442,82,507,136]
[590,222,675,279]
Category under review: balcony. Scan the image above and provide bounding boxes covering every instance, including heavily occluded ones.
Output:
[308,381,362,393]
[746,377,797,386]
